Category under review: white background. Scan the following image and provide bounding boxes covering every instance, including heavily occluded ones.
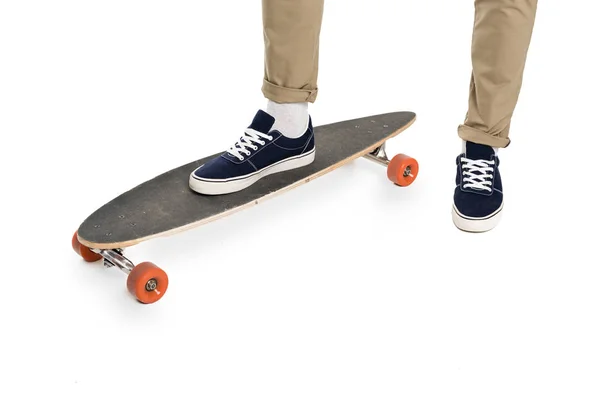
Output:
[1,0,599,398]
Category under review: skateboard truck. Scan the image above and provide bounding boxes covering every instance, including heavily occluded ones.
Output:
[364,143,418,186]
[99,248,133,273]
[71,232,168,304]
[365,143,391,166]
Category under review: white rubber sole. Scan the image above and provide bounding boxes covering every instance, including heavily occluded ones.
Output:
[452,202,503,233]
[189,149,316,195]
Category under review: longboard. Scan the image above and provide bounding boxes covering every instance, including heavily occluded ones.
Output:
[71,111,418,304]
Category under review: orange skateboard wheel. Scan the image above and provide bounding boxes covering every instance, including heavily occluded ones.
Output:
[127,262,168,304]
[72,231,102,262]
[387,154,419,186]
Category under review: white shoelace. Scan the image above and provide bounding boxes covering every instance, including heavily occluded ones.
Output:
[227,128,274,161]
[461,157,495,192]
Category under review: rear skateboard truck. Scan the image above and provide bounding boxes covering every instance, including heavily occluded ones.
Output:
[71,232,168,304]
[364,143,419,186]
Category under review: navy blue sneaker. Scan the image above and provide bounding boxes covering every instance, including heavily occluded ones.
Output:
[452,141,503,232]
[189,110,316,195]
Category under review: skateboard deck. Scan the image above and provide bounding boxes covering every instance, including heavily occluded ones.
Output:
[72,111,418,304]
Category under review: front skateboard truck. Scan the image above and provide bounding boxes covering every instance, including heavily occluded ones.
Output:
[363,143,419,186]
[71,232,168,304]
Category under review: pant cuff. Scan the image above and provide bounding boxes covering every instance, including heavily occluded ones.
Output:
[458,124,511,148]
[262,79,318,103]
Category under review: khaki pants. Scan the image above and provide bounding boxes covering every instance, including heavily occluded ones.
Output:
[261,0,538,148]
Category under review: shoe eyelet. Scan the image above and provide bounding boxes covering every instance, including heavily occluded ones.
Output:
[268,136,273,140]
[259,141,265,146]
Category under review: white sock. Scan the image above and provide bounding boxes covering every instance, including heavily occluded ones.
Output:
[266,100,309,139]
